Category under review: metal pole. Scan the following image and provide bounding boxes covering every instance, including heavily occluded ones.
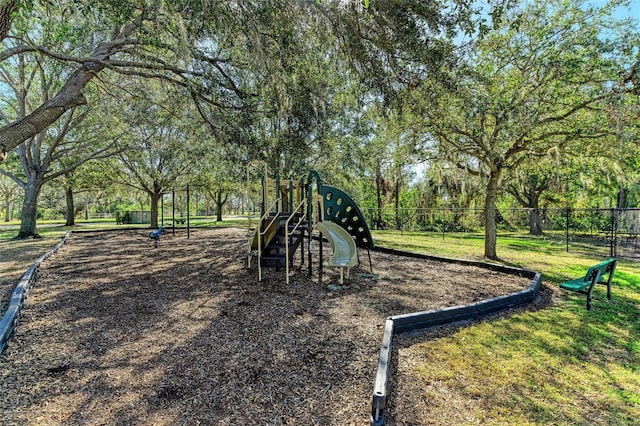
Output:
[289,179,294,213]
[261,175,266,216]
[565,208,569,253]
[172,190,176,236]
[319,230,323,284]
[610,208,615,257]
[275,174,281,213]
[187,184,190,239]
[307,195,313,277]
[306,171,322,277]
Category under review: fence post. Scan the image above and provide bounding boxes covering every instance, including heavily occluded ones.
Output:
[565,208,570,253]
[610,208,615,258]
[172,190,176,236]
[187,184,190,239]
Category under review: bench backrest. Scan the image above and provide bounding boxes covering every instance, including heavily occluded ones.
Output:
[583,258,616,283]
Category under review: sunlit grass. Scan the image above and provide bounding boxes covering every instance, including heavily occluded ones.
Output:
[372,230,636,284]
[373,229,640,425]
[413,297,640,425]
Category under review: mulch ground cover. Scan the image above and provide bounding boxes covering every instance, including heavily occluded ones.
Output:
[0,228,535,425]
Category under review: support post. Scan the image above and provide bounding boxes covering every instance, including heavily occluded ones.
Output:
[610,207,615,257]
[289,179,294,213]
[306,170,323,277]
[261,175,266,217]
[307,224,312,277]
[319,230,323,284]
[565,207,569,253]
[172,190,176,236]
[275,174,281,213]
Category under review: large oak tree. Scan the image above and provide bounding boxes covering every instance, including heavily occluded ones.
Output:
[413,0,639,259]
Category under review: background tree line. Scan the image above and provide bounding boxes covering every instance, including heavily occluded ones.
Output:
[0,0,638,260]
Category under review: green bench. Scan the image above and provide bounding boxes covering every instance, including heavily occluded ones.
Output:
[559,258,617,310]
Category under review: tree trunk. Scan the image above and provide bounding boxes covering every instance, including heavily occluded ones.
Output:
[375,172,384,229]
[618,188,626,209]
[527,191,543,235]
[529,208,543,235]
[483,168,502,260]
[4,195,10,221]
[215,190,228,222]
[206,197,212,216]
[216,191,223,222]
[150,192,161,228]
[394,177,401,230]
[65,187,75,226]
[17,178,43,238]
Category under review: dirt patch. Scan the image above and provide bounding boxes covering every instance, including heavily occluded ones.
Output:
[0,228,533,425]
[0,236,66,315]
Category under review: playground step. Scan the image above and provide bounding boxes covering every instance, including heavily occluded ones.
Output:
[255,213,307,270]
[260,255,286,268]
[265,238,304,253]
[262,235,305,263]
[275,228,307,237]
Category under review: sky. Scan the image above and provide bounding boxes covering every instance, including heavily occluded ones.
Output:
[591,0,640,21]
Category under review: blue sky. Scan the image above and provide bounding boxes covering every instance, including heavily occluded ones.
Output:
[591,0,640,21]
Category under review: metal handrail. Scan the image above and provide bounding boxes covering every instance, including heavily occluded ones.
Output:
[285,198,307,284]
[258,197,281,282]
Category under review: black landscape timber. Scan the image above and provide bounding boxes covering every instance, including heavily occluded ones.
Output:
[391,303,479,333]
[371,319,394,426]
[369,248,542,426]
[475,293,518,316]
[0,233,69,356]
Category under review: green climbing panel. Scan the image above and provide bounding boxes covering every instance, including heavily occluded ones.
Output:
[320,185,374,249]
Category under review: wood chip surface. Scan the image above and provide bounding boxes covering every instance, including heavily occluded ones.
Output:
[0,228,533,425]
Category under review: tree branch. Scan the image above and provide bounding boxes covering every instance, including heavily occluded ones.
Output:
[0,166,24,188]
[0,5,157,156]
[0,0,16,43]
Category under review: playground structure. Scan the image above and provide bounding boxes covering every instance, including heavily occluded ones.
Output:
[246,164,373,284]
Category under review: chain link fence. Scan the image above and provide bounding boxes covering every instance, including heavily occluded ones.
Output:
[363,207,640,260]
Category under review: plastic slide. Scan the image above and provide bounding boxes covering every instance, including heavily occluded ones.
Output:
[317,221,358,283]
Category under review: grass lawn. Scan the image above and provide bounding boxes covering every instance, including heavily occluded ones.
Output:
[373,229,640,425]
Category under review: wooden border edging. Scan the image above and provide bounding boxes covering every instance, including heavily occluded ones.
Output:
[370,247,543,426]
[0,232,69,356]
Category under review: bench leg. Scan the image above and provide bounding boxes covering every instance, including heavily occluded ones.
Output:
[585,270,602,310]
[606,262,616,300]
